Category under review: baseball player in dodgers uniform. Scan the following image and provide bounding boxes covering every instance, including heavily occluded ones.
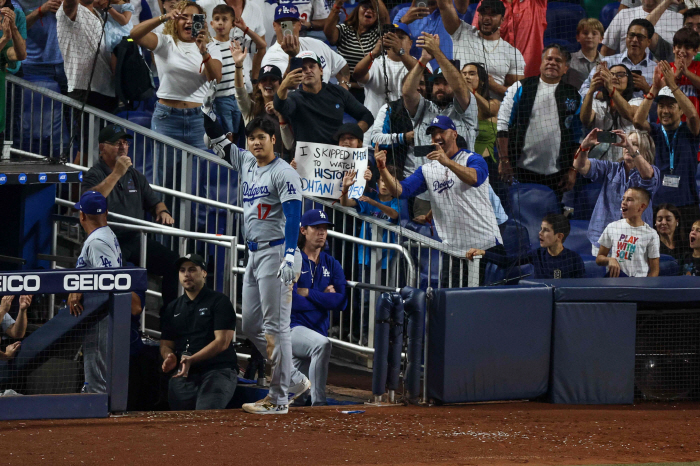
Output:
[203,112,311,414]
[67,191,123,394]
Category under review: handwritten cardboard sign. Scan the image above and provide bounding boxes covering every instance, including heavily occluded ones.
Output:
[294,142,368,199]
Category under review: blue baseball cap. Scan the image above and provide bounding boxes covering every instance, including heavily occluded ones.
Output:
[74,191,108,215]
[301,209,333,227]
[426,115,457,134]
[275,3,300,21]
[395,22,413,41]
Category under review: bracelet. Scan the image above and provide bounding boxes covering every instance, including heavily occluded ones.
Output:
[38,5,43,16]
[579,144,591,152]
[244,26,249,35]
[235,65,243,69]
[369,51,374,61]
[159,14,166,23]
[417,60,427,69]
[610,86,616,97]
[645,92,655,100]
[669,86,679,93]
[500,158,510,164]
[199,55,211,72]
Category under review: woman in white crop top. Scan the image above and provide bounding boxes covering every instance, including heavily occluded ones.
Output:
[131,0,222,187]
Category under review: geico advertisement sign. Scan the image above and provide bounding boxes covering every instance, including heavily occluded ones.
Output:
[0,273,132,292]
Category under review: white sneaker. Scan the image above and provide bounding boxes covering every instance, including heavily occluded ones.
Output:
[242,397,289,415]
[288,375,312,402]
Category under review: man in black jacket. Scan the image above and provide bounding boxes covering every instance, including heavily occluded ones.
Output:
[496,44,581,201]
[274,50,374,145]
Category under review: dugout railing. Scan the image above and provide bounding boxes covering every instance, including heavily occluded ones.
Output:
[7,74,474,353]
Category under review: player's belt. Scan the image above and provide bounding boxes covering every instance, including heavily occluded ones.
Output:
[247,238,285,252]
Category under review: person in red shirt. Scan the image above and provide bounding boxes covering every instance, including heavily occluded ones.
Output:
[471,0,547,78]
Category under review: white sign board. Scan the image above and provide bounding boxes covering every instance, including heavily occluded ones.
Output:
[294,142,368,200]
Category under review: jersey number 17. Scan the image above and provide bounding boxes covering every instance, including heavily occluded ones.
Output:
[257,203,271,219]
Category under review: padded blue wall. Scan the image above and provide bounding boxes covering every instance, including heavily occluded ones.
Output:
[551,302,637,404]
[427,286,552,403]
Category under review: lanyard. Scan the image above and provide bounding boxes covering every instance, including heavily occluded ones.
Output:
[661,123,682,174]
[307,257,320,285]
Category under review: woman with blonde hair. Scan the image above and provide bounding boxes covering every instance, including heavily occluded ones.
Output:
[573,127,660,255]
[131,0,222,156]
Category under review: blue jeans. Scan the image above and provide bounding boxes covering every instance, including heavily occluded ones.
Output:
[213,94,242,136]
[21,63,68,94]
[151,102,207,189]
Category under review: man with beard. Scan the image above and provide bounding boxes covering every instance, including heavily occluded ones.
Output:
[579,19,657,99]
[437,0,524,100]
[402,32,476,216]
[497,44,581,201]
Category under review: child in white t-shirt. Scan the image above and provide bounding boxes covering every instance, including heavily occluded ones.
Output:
[597,187,660,277]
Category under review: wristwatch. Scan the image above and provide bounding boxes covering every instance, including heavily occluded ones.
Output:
[398,48,405,56]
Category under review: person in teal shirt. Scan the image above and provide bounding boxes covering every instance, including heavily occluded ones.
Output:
[1,1,27,74]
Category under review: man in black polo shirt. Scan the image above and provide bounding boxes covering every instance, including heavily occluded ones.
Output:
[274,50,374,145]
[161,254,238,410]
[81,124,180,311]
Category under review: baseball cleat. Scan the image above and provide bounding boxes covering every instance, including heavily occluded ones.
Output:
[242,397,288,415]
[288,375,311,402]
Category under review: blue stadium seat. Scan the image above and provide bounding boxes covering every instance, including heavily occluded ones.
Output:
[115,110,152,130]
[599,1,620,29]
[572,179,603,220]
[564,219,591,256]
[463,3,478,25]
[659,254,680,276]
[508,183,560,250]
[390,2,411,22]
[543,37,581,54]
[500,218,532,258]
[580,254,606,277]
[544,2,587,44]
[19,77,69,158]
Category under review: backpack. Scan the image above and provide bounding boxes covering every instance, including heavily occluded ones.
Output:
[114,37,155,110]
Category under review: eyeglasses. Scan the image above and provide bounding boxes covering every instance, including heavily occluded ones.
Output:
[106,140,131,148]
[611,72,628,78]
[627,32,648,40]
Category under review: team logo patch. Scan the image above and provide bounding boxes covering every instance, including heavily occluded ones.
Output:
[242,182,271,204]
[286,182,297,195]
[319,211,326,219]
[263,66,273,73]
[433,179,454,193]
[564,115,573,129]
[322,267,330,277]
[564,97,578,113]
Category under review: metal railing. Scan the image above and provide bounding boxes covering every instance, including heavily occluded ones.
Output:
[7,74,478,357]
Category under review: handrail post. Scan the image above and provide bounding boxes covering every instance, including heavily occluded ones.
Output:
[140,232,148,334]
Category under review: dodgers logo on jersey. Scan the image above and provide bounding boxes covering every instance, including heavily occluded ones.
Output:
[433,179,454,194]
[322,267,330,278]
[287,182,297,195]
[242,182,271,204]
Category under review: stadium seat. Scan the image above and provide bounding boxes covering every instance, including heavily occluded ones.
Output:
[658,254,680,276]
[390,2,411,22]
[508,183,560,250]
[580,254,606,277]
[563,219,591,256]
[19,77,69,158]
[544,2,587,44]
[599,1,620,29]
[500,218,532,258]
[572,179,603,220]
[463,2,478,25]
[115,110,152,130]
[543,37,580,54]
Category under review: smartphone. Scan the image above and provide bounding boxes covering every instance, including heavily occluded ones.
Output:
[281,20,294,37]
[630,69,642,91]
[192,13,205,38]
[414,144,438,158]
[598,131,618,144]
[290,57,303,71]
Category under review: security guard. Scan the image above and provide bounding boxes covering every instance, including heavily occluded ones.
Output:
[160,254,238,410]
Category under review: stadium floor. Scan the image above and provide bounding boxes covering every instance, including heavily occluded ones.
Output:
[1,401,699,465]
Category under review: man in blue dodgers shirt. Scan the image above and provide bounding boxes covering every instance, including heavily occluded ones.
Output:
[290,210,346,406]
[377,115,502,264]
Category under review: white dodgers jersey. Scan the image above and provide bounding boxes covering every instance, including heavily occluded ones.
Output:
[76,226,123,269]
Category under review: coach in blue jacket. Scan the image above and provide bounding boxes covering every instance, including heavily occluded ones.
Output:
[291,209,347,406]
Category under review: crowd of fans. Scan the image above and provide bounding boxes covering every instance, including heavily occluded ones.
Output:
[3,0,700,410]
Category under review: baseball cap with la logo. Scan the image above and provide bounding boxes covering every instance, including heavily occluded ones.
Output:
[259,65,283,81]
[275,3,300,21]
